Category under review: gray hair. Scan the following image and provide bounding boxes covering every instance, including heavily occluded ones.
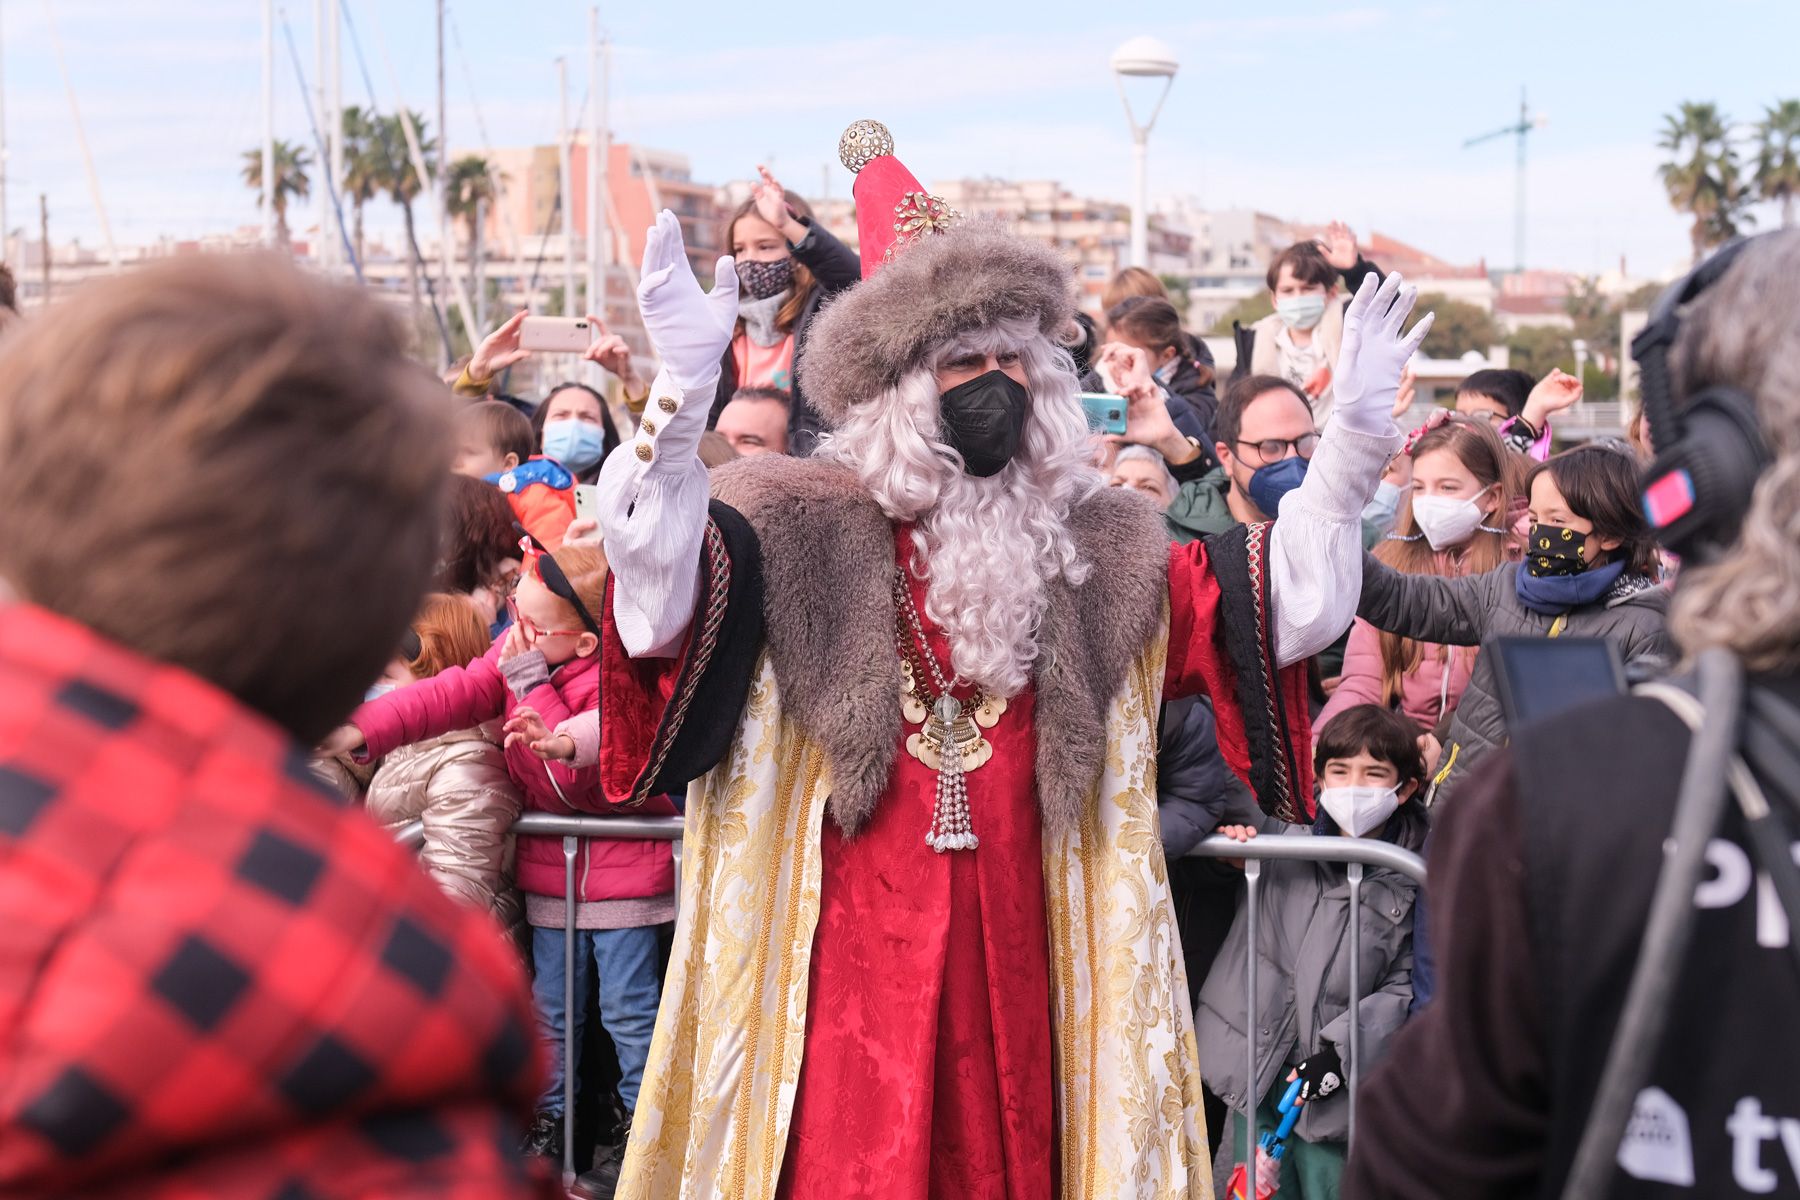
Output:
[1112,443,1179,506]
[1667,229,1800,672]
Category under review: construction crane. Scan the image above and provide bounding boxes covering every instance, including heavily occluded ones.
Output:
[1465,88,1547,274]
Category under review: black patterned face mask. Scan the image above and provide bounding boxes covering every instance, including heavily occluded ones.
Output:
[1526,522,1592,578]
[738,257,794,301]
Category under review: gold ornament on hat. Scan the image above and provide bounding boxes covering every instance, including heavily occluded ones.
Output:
[838,119,895,173]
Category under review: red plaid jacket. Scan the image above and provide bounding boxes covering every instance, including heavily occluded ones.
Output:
[0,604,560,1199]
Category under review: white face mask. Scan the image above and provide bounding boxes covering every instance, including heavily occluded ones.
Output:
[1319,784,1402,837]
[1276,293,1328,331]
[1409,494,1488,551]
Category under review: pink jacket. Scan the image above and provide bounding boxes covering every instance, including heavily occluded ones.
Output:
[1317,617,1475,738]
[351,642,674,903]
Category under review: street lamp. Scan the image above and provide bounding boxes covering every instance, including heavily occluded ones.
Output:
[1111,36,1179,271]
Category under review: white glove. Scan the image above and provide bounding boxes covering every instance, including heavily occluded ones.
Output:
[1332,272,1434,437]
[638,209,738,392]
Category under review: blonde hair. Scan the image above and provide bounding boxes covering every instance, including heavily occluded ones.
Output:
[1668,230,1800,672]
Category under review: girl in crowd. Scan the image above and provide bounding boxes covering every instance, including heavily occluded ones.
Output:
[1319,412,1520,739]
[713,166,861,449]
[1356,443,1672,807]
[1105,294,1218,437]
[1197,704,1429,1198]
[322,543,676,1166]
[359,593,524,931]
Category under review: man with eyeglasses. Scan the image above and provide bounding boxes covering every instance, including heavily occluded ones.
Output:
[1111,364,1323,540]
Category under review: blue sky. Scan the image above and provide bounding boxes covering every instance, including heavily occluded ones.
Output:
[7,0,1794,276]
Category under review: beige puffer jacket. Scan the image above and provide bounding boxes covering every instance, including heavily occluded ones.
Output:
[364,723,524,930]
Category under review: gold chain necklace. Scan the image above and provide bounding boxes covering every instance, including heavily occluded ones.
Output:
[893,567,1007,851]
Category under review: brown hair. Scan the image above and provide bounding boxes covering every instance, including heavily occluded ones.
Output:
[1373,417,1517,704]
[542,543,608,630]
[0,263,16,314]
[459,398,534,465]
[725,190,819,336]
[1105,296,1184,356]
[1314,703,1427,791]
[1266,240,1337,292]
[1214,373,1310,451]
[407,592,493,678]
[1101,266,1167,314]
[439,474,520,594]
[0,252,451,742]
[1530,445,1661,577]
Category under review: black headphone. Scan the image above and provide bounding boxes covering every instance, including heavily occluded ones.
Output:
[1632,236,1775,562]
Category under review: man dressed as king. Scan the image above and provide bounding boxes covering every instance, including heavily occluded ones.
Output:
[586,122,1430,1199]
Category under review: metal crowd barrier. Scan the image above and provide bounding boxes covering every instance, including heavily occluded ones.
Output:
[1188,834,1428,1198]
[392,816,1425,1189]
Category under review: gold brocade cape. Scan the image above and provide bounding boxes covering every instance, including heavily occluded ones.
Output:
[616,629,1213,1200]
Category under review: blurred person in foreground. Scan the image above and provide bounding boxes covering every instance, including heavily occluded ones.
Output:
[587,118,1425,1197]
[1345,231,1800,1197]
[0,255,553,1198]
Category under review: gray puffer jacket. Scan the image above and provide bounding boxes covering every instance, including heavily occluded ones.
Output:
[1357,555,1673,808]
[1196,816,1420,1143]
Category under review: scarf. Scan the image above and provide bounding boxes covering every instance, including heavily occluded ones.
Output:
[739,291,788,349]
[1515,559,1626,616]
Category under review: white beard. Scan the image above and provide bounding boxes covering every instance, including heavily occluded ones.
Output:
[909,469,1070,698]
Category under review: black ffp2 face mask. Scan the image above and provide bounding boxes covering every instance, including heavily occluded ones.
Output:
[938,369,1029,478]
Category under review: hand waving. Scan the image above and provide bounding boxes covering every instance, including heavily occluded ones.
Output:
[1319,220,1360,272]
[637,210,738,392]
[1332,272,1434,437]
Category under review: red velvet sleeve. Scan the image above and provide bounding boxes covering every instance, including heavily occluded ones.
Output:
[597,595,689,806]
[1164,539,1317,812]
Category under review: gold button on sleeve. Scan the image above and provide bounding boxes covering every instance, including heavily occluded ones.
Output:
[635,444,653,462]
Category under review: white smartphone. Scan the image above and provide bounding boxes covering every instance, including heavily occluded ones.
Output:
[520,315,593,353]
[574,484,599,523]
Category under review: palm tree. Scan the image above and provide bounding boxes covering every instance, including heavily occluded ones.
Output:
[1658,101,1749,264]
[339,105,383,267]
[446,155,501,331]
[241,139,313,251]
[372,111,437,317]
[1754,99,1800,228]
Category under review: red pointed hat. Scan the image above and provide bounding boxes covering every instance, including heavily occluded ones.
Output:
[838,119,962,278]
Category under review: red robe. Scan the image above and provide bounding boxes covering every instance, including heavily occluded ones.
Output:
[600,526,1313,1199]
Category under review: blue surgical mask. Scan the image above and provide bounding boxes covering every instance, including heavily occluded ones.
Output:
[1247,456,1309,519]
[542,418,607,471]
[365,681,396,703]
[1276,293,1328,331]
[1154,357,1180,385]
[1361,480,1402,536]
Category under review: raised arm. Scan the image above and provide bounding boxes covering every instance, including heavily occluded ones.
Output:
[1266,271,1431,664]
[1358,552,1491,648]
[594,211,739,657]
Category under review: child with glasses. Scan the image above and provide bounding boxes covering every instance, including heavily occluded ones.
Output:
[323,542,675,1171]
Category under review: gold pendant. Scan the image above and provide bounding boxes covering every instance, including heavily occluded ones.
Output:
[905,713,993,772]
[972,695,1007,729]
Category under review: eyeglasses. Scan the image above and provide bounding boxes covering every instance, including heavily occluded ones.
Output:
[506,594,587,644]
[1461,409,1507,426]
[1235,434,1320,463]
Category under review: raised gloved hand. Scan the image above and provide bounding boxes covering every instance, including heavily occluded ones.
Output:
[637,209,738,392]
[1332,272,1434,437]
[1292,1046,1345,1103]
